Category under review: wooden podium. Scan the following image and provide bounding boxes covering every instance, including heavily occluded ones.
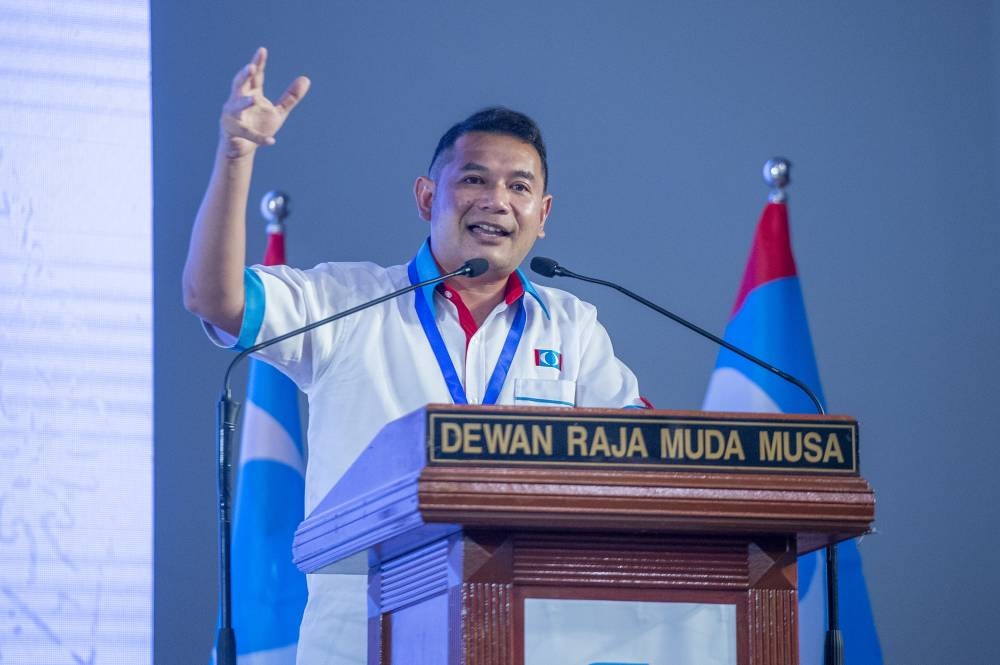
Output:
[293,405,875,665]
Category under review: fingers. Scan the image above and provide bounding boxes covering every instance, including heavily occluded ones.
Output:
[230,62,253,96]
[230,47,267,96]
[251,47,267,90]
[275,76,311,115]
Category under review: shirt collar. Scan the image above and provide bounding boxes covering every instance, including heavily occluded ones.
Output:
[412,238,549,319]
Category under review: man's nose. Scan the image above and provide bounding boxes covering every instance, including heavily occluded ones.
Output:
[478,183,510,212]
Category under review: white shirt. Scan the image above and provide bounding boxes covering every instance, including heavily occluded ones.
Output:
[208,240,644,664]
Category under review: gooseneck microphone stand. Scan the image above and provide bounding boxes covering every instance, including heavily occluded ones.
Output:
[530,257,824,414]
[212,257,488,665]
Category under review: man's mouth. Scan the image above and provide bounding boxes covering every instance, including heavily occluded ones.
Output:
[468,222,511,238]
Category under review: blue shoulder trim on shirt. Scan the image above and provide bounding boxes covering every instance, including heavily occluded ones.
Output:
[516,268,550,320]
[413,239,442,318]
[236,268,266,351]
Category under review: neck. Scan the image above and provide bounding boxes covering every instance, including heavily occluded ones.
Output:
[448,273,509,326]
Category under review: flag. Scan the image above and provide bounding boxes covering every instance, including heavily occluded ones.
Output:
[702,199,882,665]
[230,225,308,664]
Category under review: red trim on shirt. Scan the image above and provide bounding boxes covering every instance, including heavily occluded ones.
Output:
[504,275,525,306]
[438,283,479,344]
[439,273,525,347]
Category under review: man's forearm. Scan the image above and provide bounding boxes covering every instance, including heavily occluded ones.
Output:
[182,141,256,336]
[182,48,309,338]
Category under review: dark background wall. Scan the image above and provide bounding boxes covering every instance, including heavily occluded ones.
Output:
[153,2,1000,663]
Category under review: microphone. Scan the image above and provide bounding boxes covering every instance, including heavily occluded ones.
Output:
[529,256,562,278]
[530,255,844,665]
[212,257,487,665]
[529,256,824,413]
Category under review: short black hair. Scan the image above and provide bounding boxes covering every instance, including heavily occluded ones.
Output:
[429,106,549,189]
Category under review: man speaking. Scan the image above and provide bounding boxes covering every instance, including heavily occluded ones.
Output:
[183,47,645,664]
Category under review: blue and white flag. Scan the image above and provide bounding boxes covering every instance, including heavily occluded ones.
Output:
[703,199,882,665]
[229,227,308,664]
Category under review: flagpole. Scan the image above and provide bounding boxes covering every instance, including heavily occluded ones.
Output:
[763,159,843,665]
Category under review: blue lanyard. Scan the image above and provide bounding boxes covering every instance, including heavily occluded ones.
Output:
[408,260,526,405]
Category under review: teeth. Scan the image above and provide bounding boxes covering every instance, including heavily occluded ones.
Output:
[471,223,508,236]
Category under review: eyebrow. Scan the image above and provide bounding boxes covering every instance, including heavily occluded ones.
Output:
[460,162,536,181]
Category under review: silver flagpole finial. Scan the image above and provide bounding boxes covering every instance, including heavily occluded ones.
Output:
[260,190,291,232]
[762,158,791,203]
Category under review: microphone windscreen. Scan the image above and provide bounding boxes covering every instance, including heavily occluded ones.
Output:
[464,258,489,277]
[530,256,560,277]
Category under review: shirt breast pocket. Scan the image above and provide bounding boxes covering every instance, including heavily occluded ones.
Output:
[513,378,576,407]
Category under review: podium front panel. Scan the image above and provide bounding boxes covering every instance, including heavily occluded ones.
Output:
[522,596,737,665]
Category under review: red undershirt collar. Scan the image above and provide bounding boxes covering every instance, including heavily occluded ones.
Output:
[437,274,526,347]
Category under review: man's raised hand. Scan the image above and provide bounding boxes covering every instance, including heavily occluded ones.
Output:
[220,47,311,158]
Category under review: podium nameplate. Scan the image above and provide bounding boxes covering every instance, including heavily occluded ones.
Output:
[427,407,858,474]
[295,405,872,575]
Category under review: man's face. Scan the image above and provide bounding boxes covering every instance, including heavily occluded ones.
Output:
[414,131,552,281]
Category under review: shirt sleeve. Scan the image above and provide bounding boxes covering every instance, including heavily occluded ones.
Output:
[201,268,266,349]
[200,264,344,389]
[203,261,405,391]
[574,311,647,409]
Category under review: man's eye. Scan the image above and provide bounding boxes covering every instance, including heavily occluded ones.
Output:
[462,175,484,184]
[511,183,530,193]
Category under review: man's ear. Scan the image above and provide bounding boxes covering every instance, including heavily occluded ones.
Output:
[537,193,553,238]
[414,176,435,221]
